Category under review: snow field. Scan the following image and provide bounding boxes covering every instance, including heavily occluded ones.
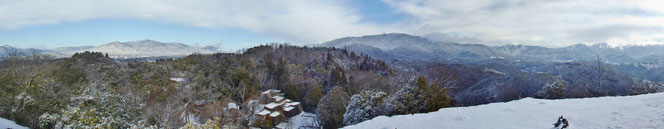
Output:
[345,92,664,129]
[0,117,28,129]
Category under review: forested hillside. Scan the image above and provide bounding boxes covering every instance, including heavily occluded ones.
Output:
[0,44,455,128]
[324,33,664,106]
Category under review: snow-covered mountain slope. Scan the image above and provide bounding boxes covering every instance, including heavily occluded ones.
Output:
[344,92,664,129]
[52,46,95,53]
[322,33,506,63]
[1,40,219,58]
[1,45,28,57]
[65,40,217,58]
[322,33,434,51]
[323,33,664,64]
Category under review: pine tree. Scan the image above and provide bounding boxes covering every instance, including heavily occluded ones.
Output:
[317,86,350,129]
[284,83,300,102]
[304,85,323,111]
[425,81,453,112]
[384,76,453,115]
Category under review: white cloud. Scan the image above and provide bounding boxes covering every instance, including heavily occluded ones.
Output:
[384,0,664,47]
[0,0,397,44]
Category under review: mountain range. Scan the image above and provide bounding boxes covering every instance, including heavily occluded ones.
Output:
[322,33,664,64]
[1,40,218,58]
[6,34,664,63]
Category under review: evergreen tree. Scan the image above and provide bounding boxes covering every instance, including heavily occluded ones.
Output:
[316,86,350,129]
[384,76,453,115]
[304,85,323,112]
[284,83,300,102]
[425,80,453,112]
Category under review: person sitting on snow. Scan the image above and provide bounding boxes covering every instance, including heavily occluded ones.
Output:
[553,116,563,127]
[561,118,569,129]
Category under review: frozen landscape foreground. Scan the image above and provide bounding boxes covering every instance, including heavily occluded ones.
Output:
[345,92,664,129]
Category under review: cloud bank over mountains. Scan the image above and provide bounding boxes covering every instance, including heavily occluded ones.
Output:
[385,0,664,47]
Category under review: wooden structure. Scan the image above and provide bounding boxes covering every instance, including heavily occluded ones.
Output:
[253,89,307,128]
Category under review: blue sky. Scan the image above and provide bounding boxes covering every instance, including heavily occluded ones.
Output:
[1,0,663,50]
[348,0,407,24]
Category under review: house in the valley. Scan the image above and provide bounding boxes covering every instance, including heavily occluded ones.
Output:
[252,89,304,128]
[283,102,302,117]
[255,110,271,122]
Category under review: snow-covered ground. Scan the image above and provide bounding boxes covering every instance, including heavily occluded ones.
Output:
[289,112,318,128]
[345,92,664,129]
[0,117,28,129]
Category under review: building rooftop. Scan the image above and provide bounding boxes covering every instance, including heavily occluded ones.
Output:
[278,99,288,105]
[257,110,271,116]
[284,106,295,112]
[262,89,281,95]
[285,102,301,107]
[265,102,280,109]
[269,111,281,117]
[273,96,284,102]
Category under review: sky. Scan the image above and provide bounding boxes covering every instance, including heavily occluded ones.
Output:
[1,0,663,50]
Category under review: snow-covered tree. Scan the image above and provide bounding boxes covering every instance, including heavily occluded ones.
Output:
[343,90,387,125]
[384,76,453,115]
[535,79,566,99]
[37,89,144,128]
[384,83,425,115]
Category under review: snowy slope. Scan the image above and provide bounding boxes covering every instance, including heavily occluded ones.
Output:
[53,40,217,58]
[85,40,216,57]
[344,92,664,129]
[0,117,28,129]
[285,112,318,129]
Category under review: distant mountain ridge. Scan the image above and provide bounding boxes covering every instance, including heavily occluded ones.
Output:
[322,33,507,63]
[83,40,216,58]
[0,45,43,57]
[323,33,434,51]
[322,33,664,64]
[0,40,219,58]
